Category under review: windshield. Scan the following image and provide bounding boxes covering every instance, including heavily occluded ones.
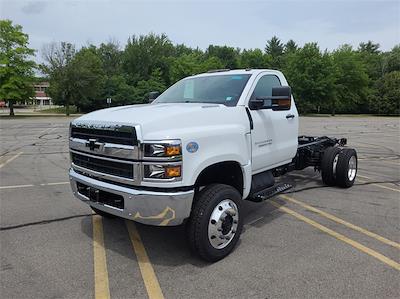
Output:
[154,74,251,106]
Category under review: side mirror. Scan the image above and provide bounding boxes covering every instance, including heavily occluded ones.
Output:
[148,91,160,103]
[249,86,292,110]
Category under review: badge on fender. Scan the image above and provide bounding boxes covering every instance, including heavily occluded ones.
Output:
[186,142,199,153]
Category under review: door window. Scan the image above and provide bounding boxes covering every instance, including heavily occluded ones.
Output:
[251,75,281,100]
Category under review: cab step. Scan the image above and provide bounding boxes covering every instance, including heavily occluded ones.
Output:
[248,183,292,202]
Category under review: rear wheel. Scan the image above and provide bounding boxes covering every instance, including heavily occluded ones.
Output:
[91,207,116,218]
[321,146,342,186]
[186,184,243,262]
[336,148,357,188]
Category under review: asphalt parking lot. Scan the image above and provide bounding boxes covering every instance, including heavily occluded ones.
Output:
[1,116,399,299]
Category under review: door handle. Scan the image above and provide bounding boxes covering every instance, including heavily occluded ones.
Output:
[286,114,295,119]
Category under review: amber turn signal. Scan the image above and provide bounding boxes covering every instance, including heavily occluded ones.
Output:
[165,145,181,156]
[165,166,181,178]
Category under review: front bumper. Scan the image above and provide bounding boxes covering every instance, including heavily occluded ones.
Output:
[69,168,194,226]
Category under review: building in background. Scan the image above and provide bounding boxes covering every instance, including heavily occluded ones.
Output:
[33,82,52,106]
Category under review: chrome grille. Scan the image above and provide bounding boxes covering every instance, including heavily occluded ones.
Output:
[71,152,134,179]
[70,126,137,146]
[69,122,139,185]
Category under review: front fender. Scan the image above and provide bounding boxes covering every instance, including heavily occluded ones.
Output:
[180,124,252,199]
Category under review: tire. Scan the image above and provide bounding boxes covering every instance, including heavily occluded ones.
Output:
[336,148,357,188]
[186,184,243,262]
[91,207,116,218]
[321,146,342,186]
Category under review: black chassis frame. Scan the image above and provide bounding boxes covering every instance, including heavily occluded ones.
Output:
[272,135,347,177]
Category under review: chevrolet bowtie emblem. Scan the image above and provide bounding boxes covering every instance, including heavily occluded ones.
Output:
[86,139,100,151]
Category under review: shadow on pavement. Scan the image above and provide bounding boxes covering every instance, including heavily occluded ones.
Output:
[79,197,288,268]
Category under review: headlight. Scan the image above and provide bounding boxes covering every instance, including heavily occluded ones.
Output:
[143,141,182,158]
[142,140,182,181]
[143,164,182,179]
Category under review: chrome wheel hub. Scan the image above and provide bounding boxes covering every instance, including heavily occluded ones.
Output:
[348,155,357,181]
[208,199,239,249]
[332,154,339,177]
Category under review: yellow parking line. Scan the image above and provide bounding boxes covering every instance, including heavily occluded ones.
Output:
[0,152,23,169]
[0,182,69,190]
[126,220,164,299]
[0,184,34,190]
[39,182,69,186]
[269,200,400,271]
[357,175,400,193]
[280,194,400,249]
[93,215,110,299]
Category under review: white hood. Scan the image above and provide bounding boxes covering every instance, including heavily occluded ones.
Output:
[74,103,248,140]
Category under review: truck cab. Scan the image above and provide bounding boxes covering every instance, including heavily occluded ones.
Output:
[244,70,298,173]
[69,69,357,261]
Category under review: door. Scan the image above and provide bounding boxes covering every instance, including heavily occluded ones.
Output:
[248,74,298,173]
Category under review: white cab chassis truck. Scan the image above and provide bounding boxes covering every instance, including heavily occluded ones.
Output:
[69,69,358,261]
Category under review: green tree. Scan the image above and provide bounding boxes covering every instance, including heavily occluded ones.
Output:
[331,45,369,114]
[382,45,400,73]
[265,36,284,68]
[173,43,197,56]
[358,41,380,54]
[370,71,400,115]
[69,47,105,112]
[240,49,265,68]
[284,39,298,53]
[97,41,122,76]
[42,43,105,113]
[36,32,398,115]
[41,42,76,115]
[358,41,382,80]
[123,33,174,85]
[133,68,166,103]
[170,53,202,83]
[365,45,400,115]
[205,45,240,69]
[101,74,136,106]
[197,56,224,74]
[0,20,36,116]
[170,53,224,83]
[96,41,134,107]
[265,36,284,57]
[283,43,335,113]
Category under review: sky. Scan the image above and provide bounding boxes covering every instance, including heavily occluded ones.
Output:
[1,0,399,61]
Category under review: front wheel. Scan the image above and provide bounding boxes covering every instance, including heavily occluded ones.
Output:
[186,184,243,262]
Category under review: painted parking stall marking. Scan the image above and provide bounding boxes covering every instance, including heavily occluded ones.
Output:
[269,200,400,271]
[280,194,400,249]
[357,174,400,193]
[126,220,165,299]
[0,182,69,190]
[0,152,23,169]
[93,215,110,299]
